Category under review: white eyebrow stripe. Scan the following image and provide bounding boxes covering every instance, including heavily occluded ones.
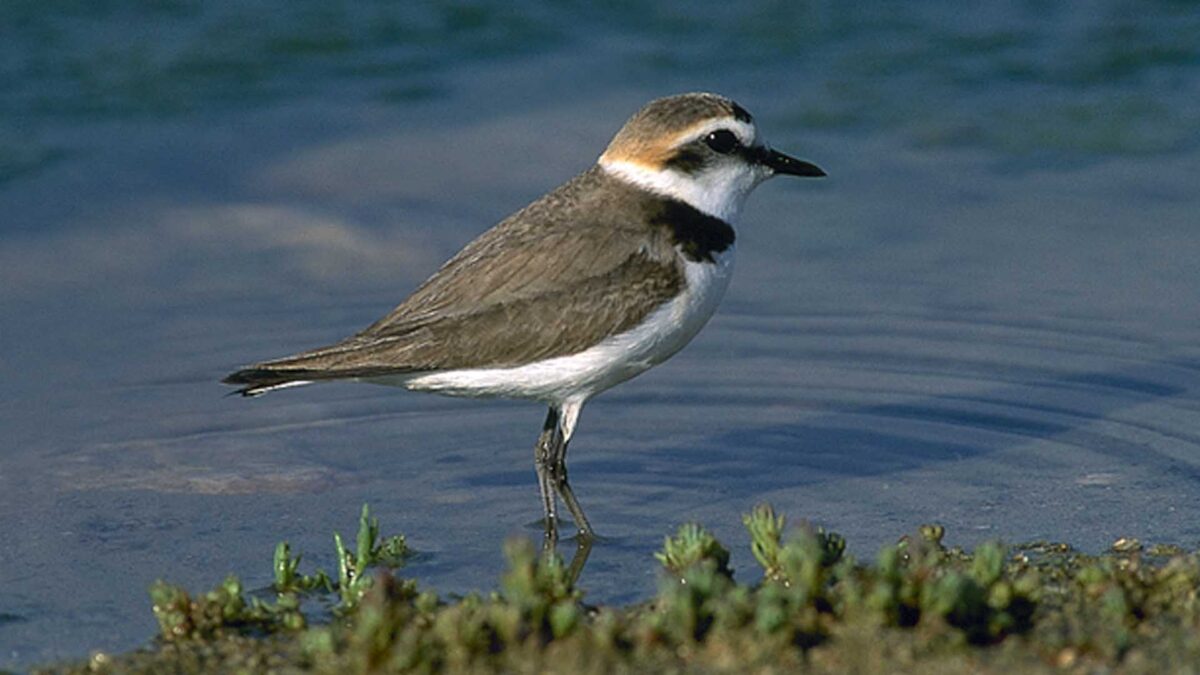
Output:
[675,118,759,149]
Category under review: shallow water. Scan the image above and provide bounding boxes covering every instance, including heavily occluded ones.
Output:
[3,2,1200,669]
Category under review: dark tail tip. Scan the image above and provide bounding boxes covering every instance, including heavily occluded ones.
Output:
[222,367,305,397]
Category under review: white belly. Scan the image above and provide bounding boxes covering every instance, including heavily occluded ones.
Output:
[373,248,735,405]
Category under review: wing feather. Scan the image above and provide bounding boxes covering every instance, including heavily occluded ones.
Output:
[223,168,685,394]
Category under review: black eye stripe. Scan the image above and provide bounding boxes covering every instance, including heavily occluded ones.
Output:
[704,129,740,154]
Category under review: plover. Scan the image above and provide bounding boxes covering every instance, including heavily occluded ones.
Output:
[224,92,824,540]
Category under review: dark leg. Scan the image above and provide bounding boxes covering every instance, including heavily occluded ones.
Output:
[550,399,594,540]
[551,437,594,539]
[533,401,595,542]
[533,407,561,542]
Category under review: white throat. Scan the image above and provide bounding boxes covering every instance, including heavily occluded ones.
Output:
[598,159,760,223]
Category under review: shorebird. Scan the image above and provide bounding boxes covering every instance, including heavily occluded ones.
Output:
[224,92,824,540]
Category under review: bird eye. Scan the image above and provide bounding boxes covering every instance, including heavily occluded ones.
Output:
[704,129,740,154]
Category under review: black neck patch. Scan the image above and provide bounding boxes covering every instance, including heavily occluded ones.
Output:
[649,198,735,263]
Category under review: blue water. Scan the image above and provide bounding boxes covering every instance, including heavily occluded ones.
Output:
[2,2,1200,669]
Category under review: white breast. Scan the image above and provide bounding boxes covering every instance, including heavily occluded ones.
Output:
[388,247,735,405]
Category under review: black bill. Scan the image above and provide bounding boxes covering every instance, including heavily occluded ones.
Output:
[758,147,826,177]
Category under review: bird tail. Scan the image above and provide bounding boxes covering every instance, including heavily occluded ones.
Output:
[222,359,414,397]
[222,367,319,397]
[223,333,426,397]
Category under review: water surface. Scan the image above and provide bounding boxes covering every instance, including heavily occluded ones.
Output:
[2,2,1199,669]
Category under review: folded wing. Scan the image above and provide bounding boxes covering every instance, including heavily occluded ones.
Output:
[224,169,684,395]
